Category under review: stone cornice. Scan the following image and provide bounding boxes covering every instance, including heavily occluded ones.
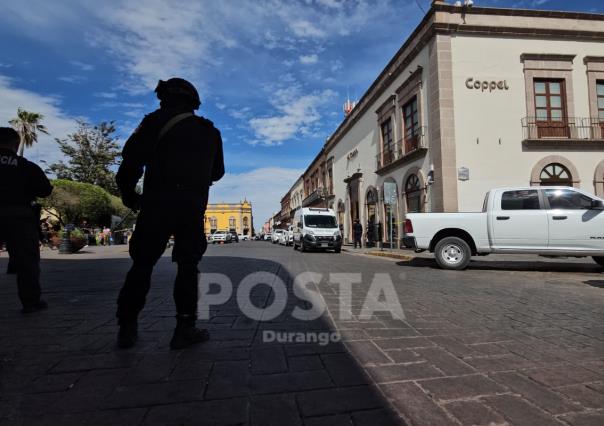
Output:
[323,4,604,155]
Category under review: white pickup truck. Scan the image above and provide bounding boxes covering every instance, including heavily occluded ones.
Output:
[403,187,604,270]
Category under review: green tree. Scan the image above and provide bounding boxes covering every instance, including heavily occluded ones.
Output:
[9,108,50,157]
[41,179,125,227]
[48,121,121,195]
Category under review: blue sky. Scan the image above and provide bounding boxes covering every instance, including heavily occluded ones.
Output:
[0,0,601,226]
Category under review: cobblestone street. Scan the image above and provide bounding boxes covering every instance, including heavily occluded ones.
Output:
[1,243,604,425]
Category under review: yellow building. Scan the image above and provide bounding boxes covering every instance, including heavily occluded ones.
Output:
[204,200,254,236]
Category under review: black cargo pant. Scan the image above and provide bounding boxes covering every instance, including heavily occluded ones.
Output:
[116,199,208,324]
[0,214,42,308]
[354,234,362,249]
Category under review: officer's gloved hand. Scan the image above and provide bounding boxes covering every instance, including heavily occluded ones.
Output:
[122,192,142,211]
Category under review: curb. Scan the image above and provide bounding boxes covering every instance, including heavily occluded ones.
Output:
[342,248,414,262]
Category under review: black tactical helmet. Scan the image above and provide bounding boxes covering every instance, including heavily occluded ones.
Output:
[155,78,201,109]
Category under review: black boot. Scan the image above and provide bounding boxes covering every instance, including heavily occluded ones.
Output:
[21,300,48,314]
[117,321,138,349]
[170,315,210,350]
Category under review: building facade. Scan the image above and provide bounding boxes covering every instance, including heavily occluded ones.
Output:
[302,148,335,209]
[313,1,604,246]
[204,201,254,237]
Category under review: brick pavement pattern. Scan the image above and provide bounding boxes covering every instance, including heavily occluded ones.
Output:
[1,244,604,425]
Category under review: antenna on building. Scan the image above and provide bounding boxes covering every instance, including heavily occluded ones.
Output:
[343,90,357,116]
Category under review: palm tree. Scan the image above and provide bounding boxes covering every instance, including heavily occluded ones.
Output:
[9,108,50,156]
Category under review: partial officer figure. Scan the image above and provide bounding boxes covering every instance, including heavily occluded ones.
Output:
[0,127,53,313]
[115,78,225,349]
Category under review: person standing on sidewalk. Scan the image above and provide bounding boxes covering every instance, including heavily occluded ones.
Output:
[353,219,363,249]
[115,78,225,350]
[0,127,53,314]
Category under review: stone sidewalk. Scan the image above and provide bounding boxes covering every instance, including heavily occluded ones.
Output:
[1,243,604,425]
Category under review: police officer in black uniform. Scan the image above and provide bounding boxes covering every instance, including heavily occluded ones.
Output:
[115,78,225,349]
[0,127,53,314]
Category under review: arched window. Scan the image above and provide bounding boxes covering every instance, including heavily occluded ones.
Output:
[540,163,572,186]
[229,216,236,228]
[209,217,217,229]
[405,174,422,213]
[243,217,249,227]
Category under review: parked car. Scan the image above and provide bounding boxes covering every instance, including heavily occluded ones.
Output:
[264,233,272,241]
[278,230,289,246]
[292,208,342,253]
[403,187,604,270]
[229,231,239,243]
[239,234,250,241]
[211,231,232,244]
[272,229,284,244]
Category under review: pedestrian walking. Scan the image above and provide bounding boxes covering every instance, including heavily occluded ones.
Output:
[353,219,363,249]
[115,78,225,349]
[0,127,53,313]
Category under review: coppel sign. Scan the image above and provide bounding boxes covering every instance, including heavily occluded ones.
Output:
[466,78,510,92]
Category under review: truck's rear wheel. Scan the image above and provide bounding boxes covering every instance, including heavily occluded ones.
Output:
[434,237,471,270]
[593,256,604,267]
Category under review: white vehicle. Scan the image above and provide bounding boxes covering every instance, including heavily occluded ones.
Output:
[272,229,284,244]
[403,187,604,270]
[264,233,272,241]
[239,234,249,241]
[287,225,294,246]
[293,208,342,253]
[211,231,232,244]
[279,230,289,245]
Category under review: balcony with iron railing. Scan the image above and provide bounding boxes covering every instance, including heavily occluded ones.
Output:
[302,187,327,207]
[522,117,604,146]
[376,127,427,173]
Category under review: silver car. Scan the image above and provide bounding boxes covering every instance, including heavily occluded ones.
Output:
[211,231,232,244]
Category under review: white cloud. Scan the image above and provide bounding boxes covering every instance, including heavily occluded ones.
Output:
[0,75,76,166]
[299,54,319,65]
[249,88,336,146]
[90,0,240,93]
[94,92,117,99]
[289,20,327,39]
[58,75,87,84]
[70,60,94,71]
[315,0,345,8]
[210,166,303,229]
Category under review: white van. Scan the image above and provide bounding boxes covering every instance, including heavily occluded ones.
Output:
[293,208,342,253]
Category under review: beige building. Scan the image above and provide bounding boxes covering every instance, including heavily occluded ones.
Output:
[316,1,604,246]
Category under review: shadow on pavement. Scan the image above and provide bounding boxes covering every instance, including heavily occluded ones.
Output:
[584,280,604,288]
[396,256,603,274]
[0,255,404,425]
